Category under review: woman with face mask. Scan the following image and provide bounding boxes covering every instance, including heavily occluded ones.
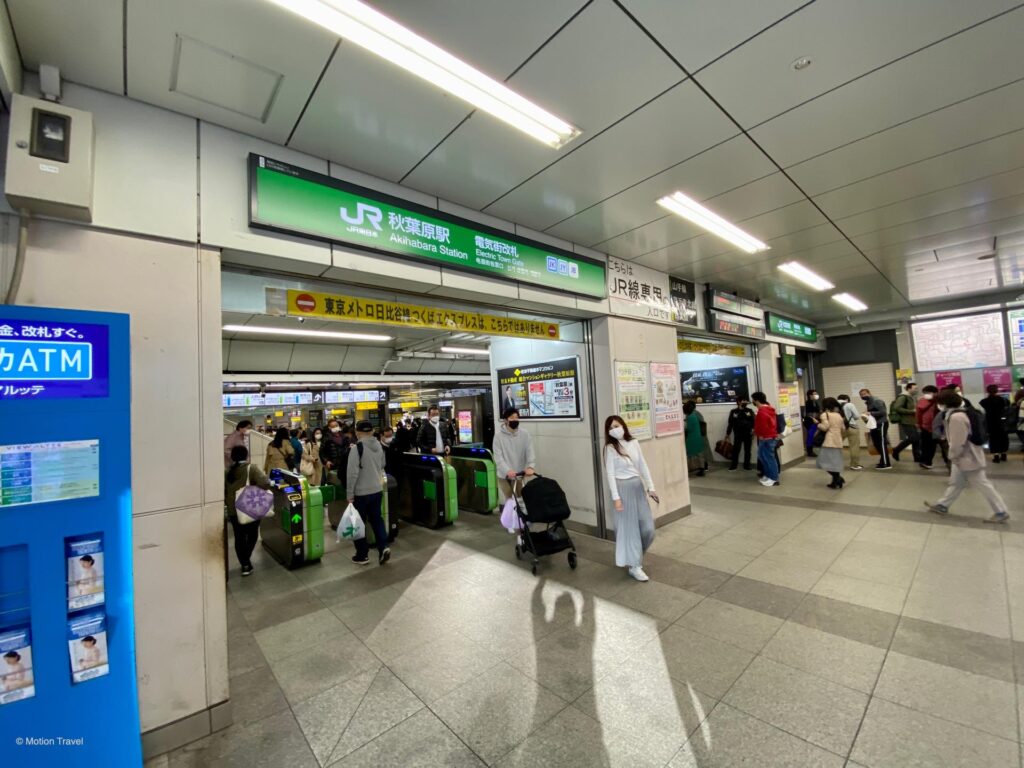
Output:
[915,385,939,469]
[603,415,658,582]
[301,428,324,485]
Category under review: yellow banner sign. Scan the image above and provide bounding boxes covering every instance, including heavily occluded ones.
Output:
[286,289,560,341]
[677,338,747,357]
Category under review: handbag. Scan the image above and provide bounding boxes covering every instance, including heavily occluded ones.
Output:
[812,427,827,448]
[235,468,274,525]
[299,451,316,478]
[714,438,733,459]
[338,503,366,541]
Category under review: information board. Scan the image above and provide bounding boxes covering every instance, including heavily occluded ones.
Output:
[0,319,108,400]
[982,367,1012,393]
[1009,308,1024,365]
[911,312,1006,370]
[250,155,606,299]
[495,357,581,420]
[614,361,652,440]
[0,440,100,508]
[650,362,683,437]
[767,312,817,342]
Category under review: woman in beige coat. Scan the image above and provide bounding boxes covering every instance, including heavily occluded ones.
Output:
[264,427,295,474]
[816,398,847,489]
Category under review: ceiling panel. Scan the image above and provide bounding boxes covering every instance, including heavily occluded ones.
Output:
[788,78,1024,196]
[750,8,1024,168]
[484,81,738,229]
[685,238,859,283]
[546,135,774,246]
[694,0,1020,129]
[288,343,348,373]
[126,0,338,143]
[8,0,123,93]
[402,0,683,209]
[621,0,808,72]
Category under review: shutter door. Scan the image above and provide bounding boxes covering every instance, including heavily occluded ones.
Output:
[822,363,897,444]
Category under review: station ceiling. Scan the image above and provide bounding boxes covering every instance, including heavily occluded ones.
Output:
[8,0,1024,321]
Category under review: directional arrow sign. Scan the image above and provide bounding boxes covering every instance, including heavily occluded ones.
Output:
[291,513,302,524]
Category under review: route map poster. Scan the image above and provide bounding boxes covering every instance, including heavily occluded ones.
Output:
[911,312,1006,371]
[495,357,581,420]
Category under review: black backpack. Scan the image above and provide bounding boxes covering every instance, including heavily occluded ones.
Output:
[775,413,787,434]
[954,407,988,446]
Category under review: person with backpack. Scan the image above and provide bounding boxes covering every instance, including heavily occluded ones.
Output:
[264,427,295,474]
[980,384,1009,463]
[346,420,391,565]
[751,391,781,487]
[725,396,755,471]
[816,397,847,489]
[836,394,865,470]
[225,445,273,576]
[858,388,892,469]
[802,390,822,458]
[915,385,940,469]
[924,390,1009,523]
[891,382,920,463]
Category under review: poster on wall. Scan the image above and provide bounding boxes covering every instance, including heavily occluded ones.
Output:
[895,368,914,385]
[66,535,105,611]
[457,411,473,443]
[680,366,750,404]
[67,611,110,684]
[935,370,963,389]
[1008,308,1024,365]
[614,361,652,440]
[496,357,581,420]
[0,625,35,705]
[982,368,1012,393]
[650,362,683,437]
[777,384,801,431]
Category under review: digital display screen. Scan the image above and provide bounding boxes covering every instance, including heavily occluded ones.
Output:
[0,440,100,508]
[0,320,109,400]
[680,367,750,404]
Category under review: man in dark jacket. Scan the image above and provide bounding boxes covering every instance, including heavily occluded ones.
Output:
[417,406,450,455]
[726,396,755,471]
[802,390,822,457]
[891,382,920,463]
[859,388,891,469]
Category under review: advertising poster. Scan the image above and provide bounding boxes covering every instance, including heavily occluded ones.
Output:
[650,362,683,437]
[66,534,105,611]
[615,362,652,440]
[935,370,963,389]
[457,411,473,443]
[0,625,34,705]
[496,357,581,420]
[680,366,750,403]
[777,385,801,431]
[67,611,110,684]
[982,367,1012,393]
[895,368,914,385]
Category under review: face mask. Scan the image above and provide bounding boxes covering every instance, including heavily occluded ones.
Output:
[382,437,393,446]
[314,432,322,440]
[330,426,341,433]
[430,416,439,425]
[508,421,519,430]
[937,404,947,412]
[739,403,748,409]
[811,395,819,400]
[923,394,933,401]
[861,396,870,402]
[609,426,625,440]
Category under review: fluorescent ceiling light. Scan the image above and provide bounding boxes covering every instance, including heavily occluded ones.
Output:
[440,346,490,355]
[832,293,868,312]
[656,191,768,253]
[349,382,414,387]
[223,324,392,342]
[266,0,580,148]
[777,261,835,291]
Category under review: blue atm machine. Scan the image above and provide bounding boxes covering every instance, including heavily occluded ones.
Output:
[0,307,141,766]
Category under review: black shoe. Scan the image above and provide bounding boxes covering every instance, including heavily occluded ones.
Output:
[241,564,254,577]
[379,548,391,566]
[875,464,892,470]
[892,451,901,462]
[352,556,370,566]
[696,470,705,477]
[827,483,839,489]
[743,465,752,471]
[728,467,738,471]
[994,455,1001,463]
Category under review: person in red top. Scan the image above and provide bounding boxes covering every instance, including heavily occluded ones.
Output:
[915,385,939,470]
[751,391,780,486]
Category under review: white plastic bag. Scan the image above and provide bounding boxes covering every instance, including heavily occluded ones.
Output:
[338,503,365,541]
[499,498,521,533]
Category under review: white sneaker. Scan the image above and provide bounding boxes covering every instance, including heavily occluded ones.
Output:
[758,477,774,487]
[628,566,650,582]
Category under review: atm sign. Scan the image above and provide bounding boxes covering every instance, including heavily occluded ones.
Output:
[0,319,109,399]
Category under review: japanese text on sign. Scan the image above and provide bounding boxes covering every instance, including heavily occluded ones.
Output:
[0,320,108,399]
[496,357,581,420]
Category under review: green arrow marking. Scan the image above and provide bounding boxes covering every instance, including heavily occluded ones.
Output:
[291,513,302,524]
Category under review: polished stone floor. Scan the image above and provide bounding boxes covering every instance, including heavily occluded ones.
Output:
[150,455,1023,767]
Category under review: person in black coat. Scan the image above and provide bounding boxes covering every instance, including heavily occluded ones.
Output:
[802,390,822,457]
[980,385,1009,462]
[319,418,352,482]
[726,396,756,470]
[417,406,451,455]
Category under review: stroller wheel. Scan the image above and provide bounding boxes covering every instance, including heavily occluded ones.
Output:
[514,545,522,560]
[568,551,578,570]
[531,563,538,576]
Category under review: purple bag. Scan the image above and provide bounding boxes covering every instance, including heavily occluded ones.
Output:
[235,474,274,524]
[499,498,521,533]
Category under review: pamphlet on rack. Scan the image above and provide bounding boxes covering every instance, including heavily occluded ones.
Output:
[0,624,35,705]
[66,534,105,611]
[67,611,110,684]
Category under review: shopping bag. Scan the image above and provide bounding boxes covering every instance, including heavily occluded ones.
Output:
[338,503,365,541]
[235,474,274,525]
[499,498,521,533]
[714,438,733,460]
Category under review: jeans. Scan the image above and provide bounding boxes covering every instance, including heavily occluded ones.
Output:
[729,432,752,469]
[936,466,1007,514]
[352,492,388,559]
[757,438,780,481]
[918,430,937,466]
[870,421,891,467]
[805,424,817,453]
[894,424,921,462]
[229,515,260,568]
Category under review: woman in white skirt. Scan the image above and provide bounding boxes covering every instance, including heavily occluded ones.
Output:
[603,415,659,582]
[816,397,847,489]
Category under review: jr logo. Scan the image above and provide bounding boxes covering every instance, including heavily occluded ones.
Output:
[339,202,383,232]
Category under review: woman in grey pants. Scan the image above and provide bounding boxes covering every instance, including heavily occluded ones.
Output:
[603,415,659,582]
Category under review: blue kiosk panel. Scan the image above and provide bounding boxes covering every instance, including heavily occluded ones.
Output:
[0,307,140,766]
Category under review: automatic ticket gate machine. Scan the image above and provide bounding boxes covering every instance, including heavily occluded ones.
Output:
[448,446,498,515]
[261,469,324,569]
[322,476,398,544]
[398,453,458,529]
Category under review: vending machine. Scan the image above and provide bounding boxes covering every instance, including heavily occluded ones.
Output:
[0,306,141,765]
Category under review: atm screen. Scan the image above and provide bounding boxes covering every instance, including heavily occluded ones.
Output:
[0,440,100,508]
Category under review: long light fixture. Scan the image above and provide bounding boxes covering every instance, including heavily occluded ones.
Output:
[656,191,768,253]
[350,382,414,387]
[440,346,490,355]
[777,261,835,291]
[832,293,868,312]
[267,0,581,148]
[223,324,392,342]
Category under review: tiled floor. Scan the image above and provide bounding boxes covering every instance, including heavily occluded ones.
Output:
[151,455,1023,767]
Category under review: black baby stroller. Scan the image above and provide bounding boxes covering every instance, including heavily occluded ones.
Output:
[512,473,577,576]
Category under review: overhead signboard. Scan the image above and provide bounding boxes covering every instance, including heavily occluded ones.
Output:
[767,312,817,342]
[250,155,606,299]
[282,289,560,341]
[496,357,581,420]
[324,390,384,404]
[710,311,766,340]
[709,290,764,321]
[606,257,698,326]
[677,338,748,357]
[0,319,108,400]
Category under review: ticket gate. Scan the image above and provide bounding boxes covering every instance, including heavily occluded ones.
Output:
[448,446,498,515]
[323,476,399,543]
[261,469,325,569]
[398,453,459,528]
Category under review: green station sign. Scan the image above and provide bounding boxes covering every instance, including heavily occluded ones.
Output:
[768,312,817,342]
[249,155,607,299]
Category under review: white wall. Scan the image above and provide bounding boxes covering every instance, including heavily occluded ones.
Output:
[757,343,806,468]
[4,218,226,734]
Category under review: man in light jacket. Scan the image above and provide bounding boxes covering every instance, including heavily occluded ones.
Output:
[346,420,392,565]
[223,420,252,468]
[925,390,1009,523]
[493,408,536,503]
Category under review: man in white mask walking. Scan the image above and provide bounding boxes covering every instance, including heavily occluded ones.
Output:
[417,405,451,456]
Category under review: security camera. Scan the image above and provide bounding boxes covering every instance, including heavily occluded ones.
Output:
[296,317,306,324]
